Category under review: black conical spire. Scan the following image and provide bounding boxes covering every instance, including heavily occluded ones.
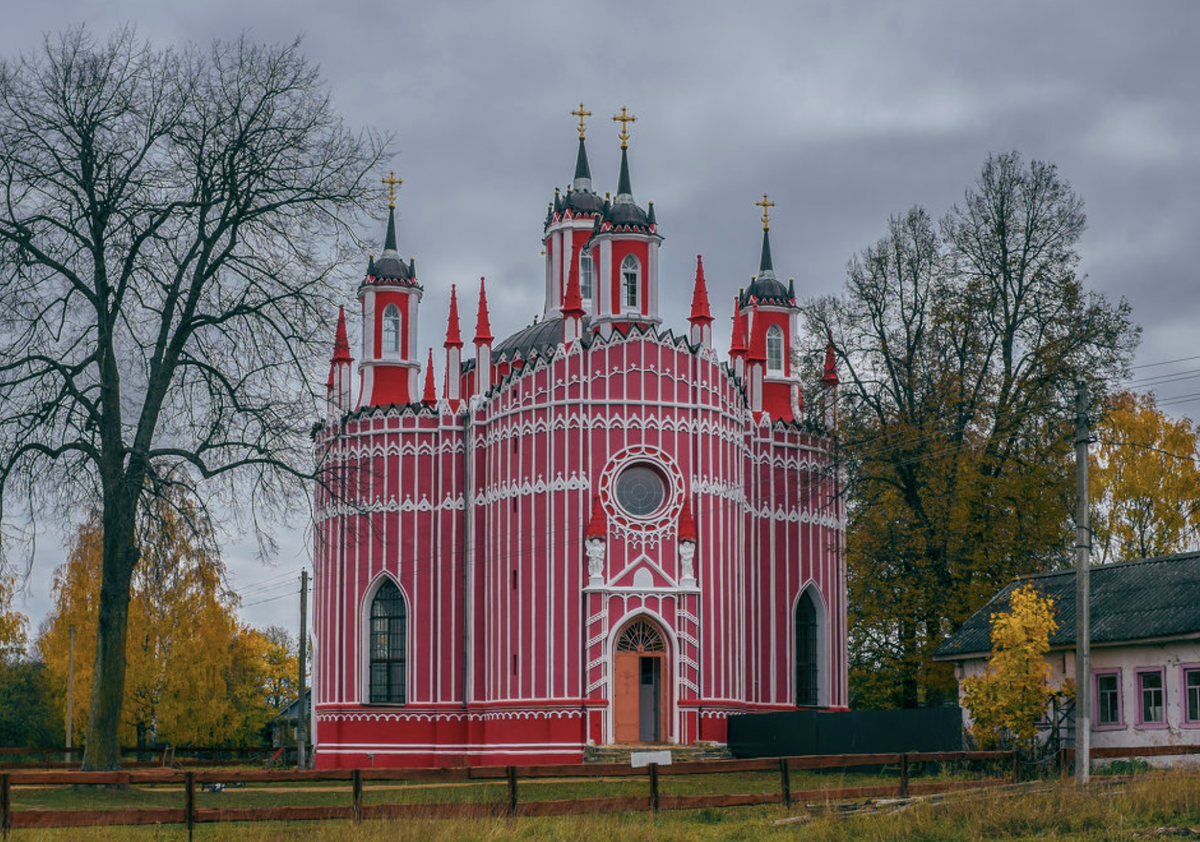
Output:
[617,146,633,197]
[384,207,398,252]
[759,228,774,276]
[574,137,592,185]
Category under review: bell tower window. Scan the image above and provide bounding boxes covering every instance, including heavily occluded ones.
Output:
[766,325,784,373]
[369,579,407,704]
[580,249,594,301]
[621,254,640,311]
[382,304,401,356]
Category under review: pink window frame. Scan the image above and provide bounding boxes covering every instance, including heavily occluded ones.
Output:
[1135,666,1168,730]
[1092,668,1124,731]
[1180,663,1200,728]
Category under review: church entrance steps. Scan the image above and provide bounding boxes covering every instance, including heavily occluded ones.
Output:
[583,742,733,764]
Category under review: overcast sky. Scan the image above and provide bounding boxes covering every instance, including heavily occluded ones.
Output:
[4,2,1198,634]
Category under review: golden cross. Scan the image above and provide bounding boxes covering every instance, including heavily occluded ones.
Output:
[756,193,775,231]
[612,106,636,149]
[571,103,591,140]
[381,171,403,209]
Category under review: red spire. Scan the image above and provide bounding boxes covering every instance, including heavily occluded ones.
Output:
[678,498,697,543]
[688,255,713,325]
[561,244,585,319]
[422,348,436,405]
[822,328,839,387]
[474,277,493,346]
[445,284,463,349]
[729,298,748,357]
[748,302,767,362]
[585,495,606,539]
[332,306,352,363]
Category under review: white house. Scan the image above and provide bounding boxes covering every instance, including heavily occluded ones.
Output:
[934,551,1200,760]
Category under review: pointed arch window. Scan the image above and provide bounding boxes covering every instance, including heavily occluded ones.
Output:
[795,590,819,707]
[621,254,640,311]
[580,248,594,301]
[369,579,406,704]
[766,325,784,373]
[382,304,401,356]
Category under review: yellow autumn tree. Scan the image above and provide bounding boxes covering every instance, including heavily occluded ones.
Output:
[39,497,280,747]
[0,574,27,663]
[961,583,1059,750]
[1091,391,1200,563]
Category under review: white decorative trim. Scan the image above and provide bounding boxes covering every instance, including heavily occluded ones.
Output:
[477,471,589,505]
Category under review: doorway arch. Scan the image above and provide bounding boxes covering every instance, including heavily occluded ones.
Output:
[612,617,669,743]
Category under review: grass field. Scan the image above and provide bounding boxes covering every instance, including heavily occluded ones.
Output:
[6,768,1200,841]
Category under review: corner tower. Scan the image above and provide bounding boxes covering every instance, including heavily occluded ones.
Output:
[741,195,802,421]
[358,173,423,407]
[590,107,663,338]
[543,104,606,318]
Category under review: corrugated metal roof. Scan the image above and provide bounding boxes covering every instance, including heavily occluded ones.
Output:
[932,550,1200,659]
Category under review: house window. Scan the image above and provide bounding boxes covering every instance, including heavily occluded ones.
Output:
[766,325,784,373]
[621,254,640,311]
[1137,668,1165,726]
[1094,670,1122,727]
[795,591,819,707]
[1183,666,1200,725]
[580,249,594,300]
[382,304,401,355]
[369,579,406,704]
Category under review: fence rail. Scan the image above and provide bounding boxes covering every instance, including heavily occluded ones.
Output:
[0,745,291,770]
[0,749,1016,838]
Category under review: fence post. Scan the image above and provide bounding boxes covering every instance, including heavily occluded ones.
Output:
[1,773,10,840]
[779,757,791,809]
[1011,751,1019,783]
[184,771,195,842]
[506,766,518,817]
[352,768,363,825]
[648,762,659,814]
[899,753,909,797]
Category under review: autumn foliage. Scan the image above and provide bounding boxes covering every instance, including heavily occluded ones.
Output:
[38,502,297,748]
[961,583,1060,750]
[1091,391,1200,563]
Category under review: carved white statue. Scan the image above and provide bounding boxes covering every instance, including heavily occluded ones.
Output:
[585,538,606,585]
[679,540,696,585]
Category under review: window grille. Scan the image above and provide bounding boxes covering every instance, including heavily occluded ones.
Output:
[617,621,664,653]
[369,580,406,704]
[795,592,818,706]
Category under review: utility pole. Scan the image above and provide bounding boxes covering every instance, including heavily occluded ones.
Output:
[66,624,75,765]
[297,569,308,770]
[1074,379,1091,785]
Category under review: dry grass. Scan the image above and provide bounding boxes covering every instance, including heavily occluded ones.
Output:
[11,770,1200,841]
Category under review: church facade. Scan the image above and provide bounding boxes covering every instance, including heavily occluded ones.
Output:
[311,110,847,768]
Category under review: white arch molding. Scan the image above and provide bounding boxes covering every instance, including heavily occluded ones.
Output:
[791,582,829,708]
[604,607,681,744]
[359,572,412,706]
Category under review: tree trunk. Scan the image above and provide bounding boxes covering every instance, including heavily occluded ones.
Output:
[82,510,138,771]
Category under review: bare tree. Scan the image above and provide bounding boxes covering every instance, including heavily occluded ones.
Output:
[0,28,384,769]
[803,153,1139,708]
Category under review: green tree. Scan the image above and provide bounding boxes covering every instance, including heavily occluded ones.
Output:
[805,152,1138,708]
[1091,391,1200,562]
[961,583,1060,750]
[0,29,383,768]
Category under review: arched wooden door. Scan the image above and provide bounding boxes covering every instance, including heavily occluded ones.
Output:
[613,619,668,744]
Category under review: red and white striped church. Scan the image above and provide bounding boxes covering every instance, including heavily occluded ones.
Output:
[311,108,847,768]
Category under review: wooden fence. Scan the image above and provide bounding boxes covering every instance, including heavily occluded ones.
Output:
[0,750,1015,838]
[0,745,282,770]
